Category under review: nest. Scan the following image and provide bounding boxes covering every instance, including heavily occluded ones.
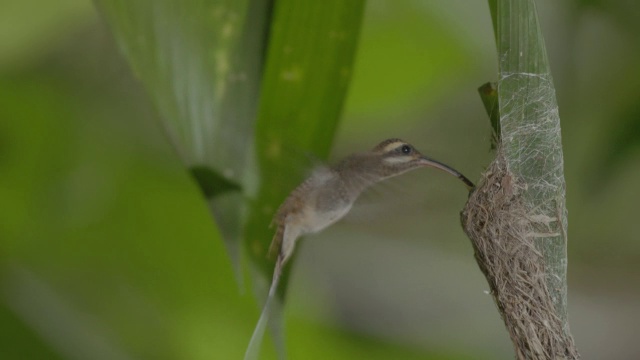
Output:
[461,151,579,360]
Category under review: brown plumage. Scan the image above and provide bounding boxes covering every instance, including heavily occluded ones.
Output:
[267,172,320,260]
[245,138,474,360]
[267,139,473,268]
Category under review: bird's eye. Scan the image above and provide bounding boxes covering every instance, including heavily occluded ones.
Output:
[401,145,412,154]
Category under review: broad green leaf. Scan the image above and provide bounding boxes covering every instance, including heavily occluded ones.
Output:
[241,3,365,357]
[95,0,273,274]
[245,0,366,275]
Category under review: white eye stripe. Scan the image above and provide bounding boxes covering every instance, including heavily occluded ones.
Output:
[383,156,412,164]
[382,142,404,153]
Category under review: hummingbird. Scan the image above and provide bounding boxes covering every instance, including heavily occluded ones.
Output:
[244,138,474,360]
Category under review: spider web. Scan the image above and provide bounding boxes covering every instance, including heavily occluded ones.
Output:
[461,1,578,358]
[498,70,569,327]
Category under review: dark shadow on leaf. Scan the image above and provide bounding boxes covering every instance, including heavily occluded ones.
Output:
[190,165,241,199]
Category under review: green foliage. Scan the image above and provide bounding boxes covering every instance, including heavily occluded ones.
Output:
[477,82,500,147]
[245,0,366,276]
[189,165,241,199]
[95,0,268,174]
[0,59,255,359]
[4,0,640,358]
[346,2,469,119]
[95,0,272,277]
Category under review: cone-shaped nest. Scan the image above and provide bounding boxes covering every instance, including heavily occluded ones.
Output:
[460,151,579,360]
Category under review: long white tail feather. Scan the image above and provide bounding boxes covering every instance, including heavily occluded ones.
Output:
[244,260,284,360]
[267,294,287,360]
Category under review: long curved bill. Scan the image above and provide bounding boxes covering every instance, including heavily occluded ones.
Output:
[418,156,475,190]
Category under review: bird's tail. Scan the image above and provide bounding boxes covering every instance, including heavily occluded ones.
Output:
[244,258,286,360]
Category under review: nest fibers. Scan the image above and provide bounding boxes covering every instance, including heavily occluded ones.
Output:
[461,151,579,360]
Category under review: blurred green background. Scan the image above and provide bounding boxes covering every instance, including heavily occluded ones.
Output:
[1,0,639,359]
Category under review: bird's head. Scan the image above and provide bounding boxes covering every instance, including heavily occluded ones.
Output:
[372,138,474,190]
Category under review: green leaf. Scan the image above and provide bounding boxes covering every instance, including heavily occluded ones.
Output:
[477,82,500,148]
[95,0,273,273]
[487,0,498,43]
[96,0,269,172]
[245,0,366,275]
[189,165,241,199]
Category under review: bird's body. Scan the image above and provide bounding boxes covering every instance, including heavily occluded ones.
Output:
[244,139,474,360]
[268,166,351,265]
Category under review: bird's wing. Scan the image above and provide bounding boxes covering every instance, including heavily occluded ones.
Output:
[267,221,285,260]
[266,165,335,259]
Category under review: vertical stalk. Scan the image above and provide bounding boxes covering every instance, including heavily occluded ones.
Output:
[463,0,579,358]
